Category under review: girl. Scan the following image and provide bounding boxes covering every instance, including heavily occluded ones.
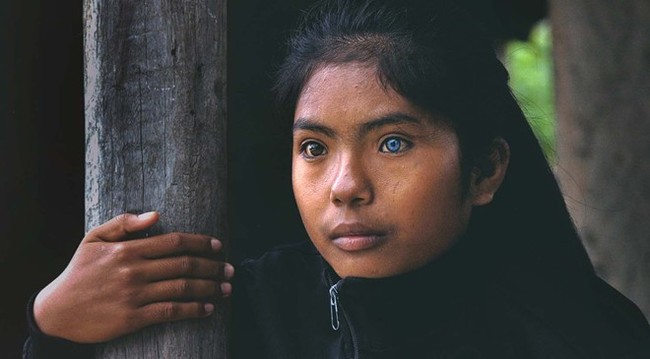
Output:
[25,0,650,358]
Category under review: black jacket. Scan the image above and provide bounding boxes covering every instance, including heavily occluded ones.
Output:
[25,240,650,358]
[232,241,650,358]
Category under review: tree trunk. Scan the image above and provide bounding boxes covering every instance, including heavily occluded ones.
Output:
[84,0,228,357]
[550,0,650,317]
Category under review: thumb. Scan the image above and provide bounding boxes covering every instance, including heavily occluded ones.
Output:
[85,211,159,243]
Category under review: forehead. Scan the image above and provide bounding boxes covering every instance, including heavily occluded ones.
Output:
[298,63,380,99]
[294,63,424,123]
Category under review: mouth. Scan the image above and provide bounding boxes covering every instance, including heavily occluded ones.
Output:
[328,223,387,252]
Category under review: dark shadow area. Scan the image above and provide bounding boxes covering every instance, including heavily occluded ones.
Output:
[1,1,85,356]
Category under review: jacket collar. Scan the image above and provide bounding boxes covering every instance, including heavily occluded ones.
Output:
[320,235,486,352]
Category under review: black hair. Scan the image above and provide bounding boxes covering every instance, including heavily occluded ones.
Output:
[275,0,594,282]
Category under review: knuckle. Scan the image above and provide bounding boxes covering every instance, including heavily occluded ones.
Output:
[113,213,130,227]
[160,302,180,320]
[111,243,129,259]
[167,233,184,250]
[118,266,138,283]
[177,280,193,296]
[179,256,195,274]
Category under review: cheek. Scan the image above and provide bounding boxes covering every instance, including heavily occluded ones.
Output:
[388,158,467,228]
[292,160,310,211]
[292,159,329,219]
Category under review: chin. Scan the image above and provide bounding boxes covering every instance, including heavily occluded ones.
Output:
[326,253,415,279]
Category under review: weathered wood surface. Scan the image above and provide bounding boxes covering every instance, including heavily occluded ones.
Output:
[550,0,650,317]
[84,0,228,357]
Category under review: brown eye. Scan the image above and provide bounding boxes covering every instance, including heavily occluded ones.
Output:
[301,141,327,158]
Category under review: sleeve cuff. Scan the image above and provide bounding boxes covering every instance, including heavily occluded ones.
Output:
[23,292,93,358]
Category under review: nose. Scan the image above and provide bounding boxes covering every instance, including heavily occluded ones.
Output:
[329,154,373,207]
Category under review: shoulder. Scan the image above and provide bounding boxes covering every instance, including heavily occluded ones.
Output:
[590,277,650,333]
[489,273,650,358]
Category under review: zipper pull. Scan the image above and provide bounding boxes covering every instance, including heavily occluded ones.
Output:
[329,284,340,331]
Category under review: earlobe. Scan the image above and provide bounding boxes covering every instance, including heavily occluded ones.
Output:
[469,138,510,206]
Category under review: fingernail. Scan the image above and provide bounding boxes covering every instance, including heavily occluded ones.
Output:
[210,239,222,251]
[220,282,232,298]
[138,211,157,220]
[204,303,214,315]
[224,263,235,280]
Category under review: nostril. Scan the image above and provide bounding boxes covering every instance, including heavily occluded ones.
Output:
[329,179,373,206]
[329,158,373,206]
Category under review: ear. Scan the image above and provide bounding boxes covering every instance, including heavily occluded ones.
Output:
[468,138,510,206]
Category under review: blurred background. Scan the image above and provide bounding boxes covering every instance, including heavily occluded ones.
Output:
[2,0,648,357]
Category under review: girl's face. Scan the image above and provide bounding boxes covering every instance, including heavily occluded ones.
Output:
[292,63,482,278]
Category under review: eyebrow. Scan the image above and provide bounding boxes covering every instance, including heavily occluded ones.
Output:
[359,113,422,137]
[292,117,336,138]
[293,112,422,138]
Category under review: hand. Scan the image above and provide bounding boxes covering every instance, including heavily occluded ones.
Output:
[33,212,234,343]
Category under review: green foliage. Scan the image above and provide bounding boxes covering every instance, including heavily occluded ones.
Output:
[503,21,556,162]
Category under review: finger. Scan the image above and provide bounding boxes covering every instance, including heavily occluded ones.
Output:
[141,256,233,282]
[139,301,216,326]
[86,212,159,243]
[138,279,222,304]
[220,282,233,298]
[132,232,223,259]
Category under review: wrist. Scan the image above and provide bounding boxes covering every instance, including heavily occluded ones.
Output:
[33,280,77,341]
[33,287,60,337]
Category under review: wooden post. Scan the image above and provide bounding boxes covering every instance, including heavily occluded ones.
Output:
[550,0,650,317]
[84,0,228,357]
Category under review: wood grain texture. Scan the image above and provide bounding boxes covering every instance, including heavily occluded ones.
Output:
[550,0,650,317]
[84,0,228,357]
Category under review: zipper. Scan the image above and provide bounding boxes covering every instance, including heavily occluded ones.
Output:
[328,279,360,359]
[329,284,341,330]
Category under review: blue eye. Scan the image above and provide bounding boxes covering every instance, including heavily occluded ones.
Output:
[380,137,409,154]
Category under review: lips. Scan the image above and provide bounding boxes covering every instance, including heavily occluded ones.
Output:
[328,223,387,252]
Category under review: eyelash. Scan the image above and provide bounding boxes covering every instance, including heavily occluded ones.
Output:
[298,135,412,159]
[299,140,328,159]
[379,136,412,154]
